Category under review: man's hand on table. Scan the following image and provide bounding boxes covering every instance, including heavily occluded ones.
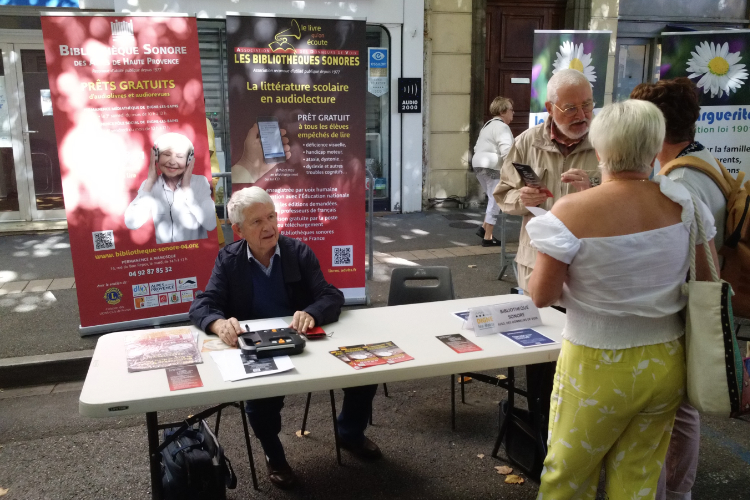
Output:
[290,310,315,333]
[209,318,242,347]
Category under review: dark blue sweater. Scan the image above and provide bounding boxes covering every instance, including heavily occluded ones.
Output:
[189,235,345,332]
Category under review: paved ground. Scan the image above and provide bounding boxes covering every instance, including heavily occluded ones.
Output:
[1,208,750,499]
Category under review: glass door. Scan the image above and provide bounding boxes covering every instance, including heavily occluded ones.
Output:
[17,44,64,220]
[0,43,26,221]
[614,38,658,102]
[0,39,65,222]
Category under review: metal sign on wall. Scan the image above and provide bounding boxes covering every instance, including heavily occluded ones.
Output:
[397,78,421,113]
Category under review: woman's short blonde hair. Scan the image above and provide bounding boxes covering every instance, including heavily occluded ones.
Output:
[588,100,665,174]
[489,96,513,116]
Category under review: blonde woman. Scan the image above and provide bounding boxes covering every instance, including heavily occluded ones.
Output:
[526,100,719,499]
[472,96,514,246]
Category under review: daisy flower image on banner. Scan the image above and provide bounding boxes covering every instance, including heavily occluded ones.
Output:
[687,41,748,98]
[552,41,597,85]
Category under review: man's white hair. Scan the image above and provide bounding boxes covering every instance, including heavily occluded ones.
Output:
[227,186,275,224]
[547,69,591,104]
[588,100,665,174]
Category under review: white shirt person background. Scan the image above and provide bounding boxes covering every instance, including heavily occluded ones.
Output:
[125,132,217,244]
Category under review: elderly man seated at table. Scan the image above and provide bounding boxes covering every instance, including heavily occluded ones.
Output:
[189,186,379,489]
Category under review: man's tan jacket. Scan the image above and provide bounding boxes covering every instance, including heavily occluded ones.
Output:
[493,118,599,292]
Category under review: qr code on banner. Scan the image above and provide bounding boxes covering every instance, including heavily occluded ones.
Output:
[92,230,115,251]
[332,245,353,267]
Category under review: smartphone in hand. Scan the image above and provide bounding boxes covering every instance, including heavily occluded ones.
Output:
[512,162,553,198]
[257,116,286,164]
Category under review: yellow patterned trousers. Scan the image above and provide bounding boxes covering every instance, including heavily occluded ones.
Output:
[537,339,686,500]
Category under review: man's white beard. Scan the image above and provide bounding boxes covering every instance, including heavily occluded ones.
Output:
[556,119,590,140]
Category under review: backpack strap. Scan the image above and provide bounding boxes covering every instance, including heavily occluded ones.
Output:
[659,156,734,200]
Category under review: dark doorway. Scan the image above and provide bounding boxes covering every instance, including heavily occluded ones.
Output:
[482,0,566,137]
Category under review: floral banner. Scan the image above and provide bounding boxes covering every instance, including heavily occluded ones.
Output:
[530,30,611,128]
[661,31,750,178]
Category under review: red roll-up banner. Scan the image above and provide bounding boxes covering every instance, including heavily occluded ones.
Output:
[227,15,367,304]
[41,14,218,335]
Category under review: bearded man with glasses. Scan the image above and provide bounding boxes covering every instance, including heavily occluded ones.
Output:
[493,68,600,293]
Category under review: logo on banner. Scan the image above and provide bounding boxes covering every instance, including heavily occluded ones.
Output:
[150,280,176,295]
[158,294,169,306]
[135,296,159,309]
[169,292,181,304]
[270,19,301,53]
[132,283,149,297]
[177,277,197,290]
[104,287,122,305]
[181,290,194,302]
[111,20,134,39]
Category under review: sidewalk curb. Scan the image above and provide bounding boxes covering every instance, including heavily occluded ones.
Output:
[0,350,93,388]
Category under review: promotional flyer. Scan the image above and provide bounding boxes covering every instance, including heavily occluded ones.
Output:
[530,30,610,128]
[661,31,750,179]
[227,15,367,303]
[41,15,217,333]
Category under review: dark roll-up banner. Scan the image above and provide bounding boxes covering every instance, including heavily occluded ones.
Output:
[227,15,367,304]
[41,14,218,335]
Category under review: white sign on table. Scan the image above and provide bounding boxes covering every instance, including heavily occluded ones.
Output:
[468,299,543,336]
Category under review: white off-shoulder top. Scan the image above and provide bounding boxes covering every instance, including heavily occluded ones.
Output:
[526,176,716,349]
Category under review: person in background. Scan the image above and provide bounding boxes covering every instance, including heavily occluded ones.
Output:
[189,186,380,490]
[526,99,719,499]
[631,77,727,500]
[125,132,216,244]
[206,117,226,249]
[493,68,599,293]
[472,96,515,246]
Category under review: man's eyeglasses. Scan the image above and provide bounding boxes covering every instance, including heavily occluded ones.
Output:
[553,101,595,117]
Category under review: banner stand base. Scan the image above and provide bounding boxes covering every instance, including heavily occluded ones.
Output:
[343,287,367,306]
[79,313,190,337]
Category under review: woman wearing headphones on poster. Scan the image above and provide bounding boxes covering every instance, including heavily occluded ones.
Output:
[125,132,216,244]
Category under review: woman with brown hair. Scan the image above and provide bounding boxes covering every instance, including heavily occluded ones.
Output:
[631,77,727,500]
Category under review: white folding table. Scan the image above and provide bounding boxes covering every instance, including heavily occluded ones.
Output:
[80,295,566,499]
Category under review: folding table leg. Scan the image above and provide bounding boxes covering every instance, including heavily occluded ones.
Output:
[239,403,258,490]
[329,390,342,465]
[146,412,163,500]
[382,383,389,397]
[460,375,466,403]
[301,392,312,434]
[451,374,456,431]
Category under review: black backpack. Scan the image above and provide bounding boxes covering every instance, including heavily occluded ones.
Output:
[160,420,237,500]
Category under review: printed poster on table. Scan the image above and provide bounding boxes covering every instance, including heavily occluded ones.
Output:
[529,30,610,128]
[41,14,218,334]
[661,30,750,179]
[227,15,366,303]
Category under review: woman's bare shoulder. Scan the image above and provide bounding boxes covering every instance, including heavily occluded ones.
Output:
[550,188,600,216]
[550,187,612,234]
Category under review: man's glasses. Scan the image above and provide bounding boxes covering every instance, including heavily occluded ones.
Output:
[553,101,595,117]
